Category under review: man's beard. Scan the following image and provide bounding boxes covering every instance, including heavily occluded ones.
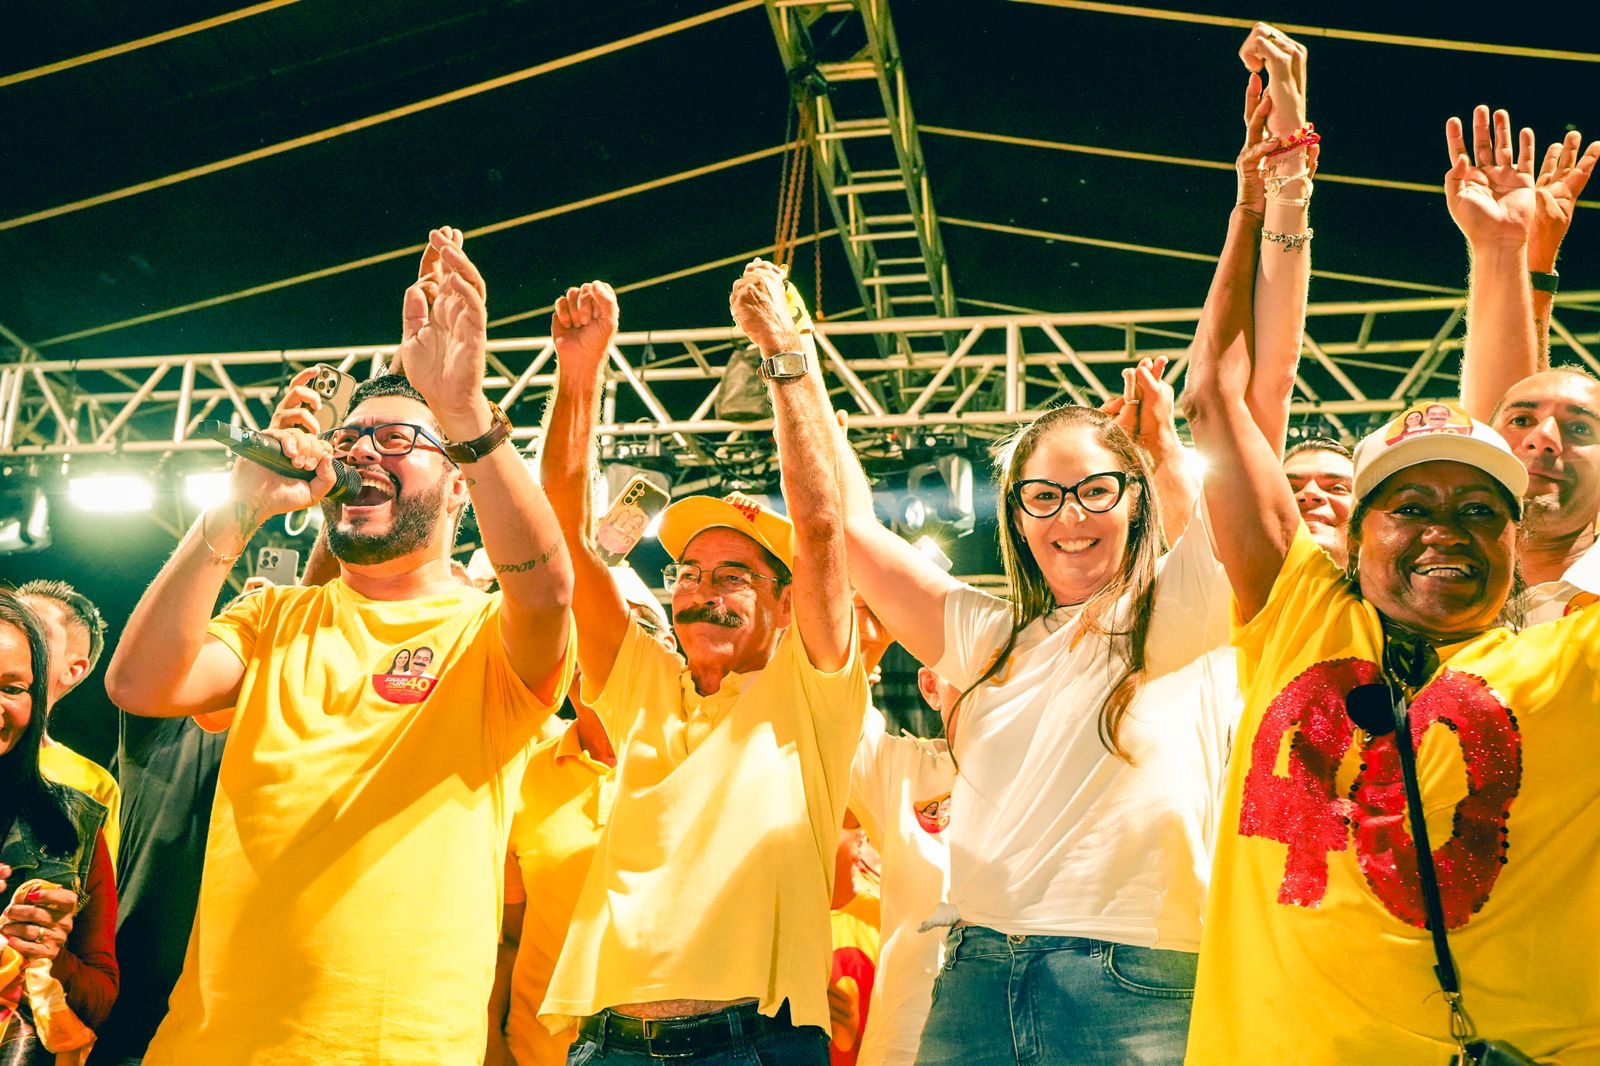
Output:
[323,476,447,566]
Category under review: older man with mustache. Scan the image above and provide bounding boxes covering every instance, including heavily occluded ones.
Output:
[536,268,867,1065]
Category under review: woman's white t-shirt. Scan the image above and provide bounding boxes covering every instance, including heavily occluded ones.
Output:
[931,509,1236,951]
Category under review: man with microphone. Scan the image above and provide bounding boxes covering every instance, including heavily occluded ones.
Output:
[106,228,574,1066]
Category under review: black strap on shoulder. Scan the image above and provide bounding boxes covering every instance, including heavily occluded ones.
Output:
[1387,681,1461,995]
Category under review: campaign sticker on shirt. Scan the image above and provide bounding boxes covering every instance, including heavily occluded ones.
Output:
[371,645,439,704]
[913,792,951,835]
[1565,591,1599,617]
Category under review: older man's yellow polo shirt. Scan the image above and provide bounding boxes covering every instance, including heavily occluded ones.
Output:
[505,723,614,1066]
[541,619,868,1033]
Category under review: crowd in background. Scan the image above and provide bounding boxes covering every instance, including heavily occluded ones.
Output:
[1,18,1598,1066]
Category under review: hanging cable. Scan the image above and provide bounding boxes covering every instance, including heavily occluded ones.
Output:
[811,133,823,320]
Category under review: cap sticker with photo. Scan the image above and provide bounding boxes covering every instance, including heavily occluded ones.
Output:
[1352,397,1528,504]
[1383,400,1472,444]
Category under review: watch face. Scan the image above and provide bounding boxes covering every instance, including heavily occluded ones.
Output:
[763,352,808,379]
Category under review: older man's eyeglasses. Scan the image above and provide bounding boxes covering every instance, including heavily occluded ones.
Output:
[1012,471,1130,518]
[662,563,784,595]
[319,422,456,466]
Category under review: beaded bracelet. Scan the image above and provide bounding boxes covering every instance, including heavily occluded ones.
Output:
[1263,227,1314,253]
[1264,168,1314,206]
[1266,123,1320,158]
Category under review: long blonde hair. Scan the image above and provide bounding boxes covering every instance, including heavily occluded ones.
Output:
[947,406,1166,763]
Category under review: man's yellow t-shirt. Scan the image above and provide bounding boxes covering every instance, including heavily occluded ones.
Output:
[504,722,614,1066]
[540,619,868,1033]
[1188,528,1600,1065]
[39,741,120,863]
[144,580,565,1066]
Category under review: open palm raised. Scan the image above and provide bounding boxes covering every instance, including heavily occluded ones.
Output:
[1445,106,1536,244]
[394,230,491,424]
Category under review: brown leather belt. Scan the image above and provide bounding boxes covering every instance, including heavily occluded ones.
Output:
[575,1000,795,1059]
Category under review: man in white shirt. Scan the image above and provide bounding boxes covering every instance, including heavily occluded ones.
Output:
[1445,105,1600,624]
[1489,369,1600,623]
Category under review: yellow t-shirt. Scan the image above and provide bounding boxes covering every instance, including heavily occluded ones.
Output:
[540,620,868,1033]
[1188,527,1600,1065]
[505,722,614,1066]
[145,580,566,1066]
[39,741,120,864]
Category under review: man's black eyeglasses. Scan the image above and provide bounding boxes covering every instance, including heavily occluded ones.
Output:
[319,422,457,467]
[1012,471,1130,518]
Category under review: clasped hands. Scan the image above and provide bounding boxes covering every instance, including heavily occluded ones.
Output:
[0,865,77,964]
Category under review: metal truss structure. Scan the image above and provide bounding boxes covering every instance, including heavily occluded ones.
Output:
[764,0,956,357]
[7,293,1600,477]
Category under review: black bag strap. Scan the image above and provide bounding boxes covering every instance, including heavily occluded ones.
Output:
[1386,679,1479,1055]
[1388,688,1461,993]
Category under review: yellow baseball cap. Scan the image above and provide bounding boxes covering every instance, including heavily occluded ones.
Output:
[656,491,795,569]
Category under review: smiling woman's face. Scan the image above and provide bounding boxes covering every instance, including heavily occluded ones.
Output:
[0,623,35,758]
[1353,460,1517,643]
[1012,423,1134,607]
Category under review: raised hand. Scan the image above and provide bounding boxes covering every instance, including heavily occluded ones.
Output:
[730,259,803,355]
[1236,77,1275,215]
[1102,355,1179,456]
[396,229,491,428]
[1239,23,1307,139]
[1530,131,1599,268]
[1445,106,1537,246]
[271,366,326,437]
[389,226,464,378]
[552,281,620,382]
[206,366,340,525]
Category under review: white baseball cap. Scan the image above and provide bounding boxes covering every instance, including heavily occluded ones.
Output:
[1351,399,1527,505]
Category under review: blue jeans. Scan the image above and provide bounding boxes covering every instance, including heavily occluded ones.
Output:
[566,1016,828,1066]
[914,926,1196,1066]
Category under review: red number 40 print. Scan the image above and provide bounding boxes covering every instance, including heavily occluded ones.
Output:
[1238,658,1521,929]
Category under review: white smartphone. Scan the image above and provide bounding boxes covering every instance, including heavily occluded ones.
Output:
[256,547,302,585]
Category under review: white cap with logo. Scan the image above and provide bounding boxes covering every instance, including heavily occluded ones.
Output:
[1351,399,1528,505]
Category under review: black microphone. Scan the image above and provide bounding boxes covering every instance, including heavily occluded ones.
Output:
[194,420,363,503]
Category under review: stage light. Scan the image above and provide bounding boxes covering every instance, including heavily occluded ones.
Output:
[184,471,233,510]
[0,481,50,554]
[895,496,927,536]
[907,455,975,534]
[1181,444,1206,479]
[68,473,153,513]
